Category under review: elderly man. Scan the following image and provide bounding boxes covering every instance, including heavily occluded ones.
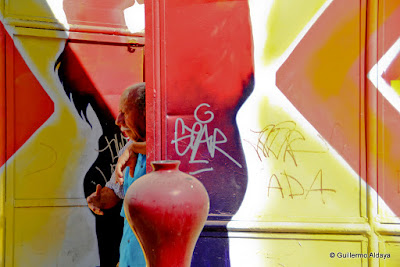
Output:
[87,82,147,267]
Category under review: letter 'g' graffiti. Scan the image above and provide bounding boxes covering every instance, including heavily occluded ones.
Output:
[171,103,242,175]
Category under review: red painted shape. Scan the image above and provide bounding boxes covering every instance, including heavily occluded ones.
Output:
[13,49,54,160]
[277,0,400,217]
[276,0,363,174]
[65,41,144,118]
[0,23,5,167]
[164,0,253,115]
[376,90,400,215]
[381,7,400,83]
[373,5,400,216]
[124,161,209,267]
[159,0,253,215]
[2,21,54,166]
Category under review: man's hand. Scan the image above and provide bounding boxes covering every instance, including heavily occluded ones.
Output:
[87,184,104,215]
[87,185,120,215]
[116,141,146,185]
[115,148,137,185]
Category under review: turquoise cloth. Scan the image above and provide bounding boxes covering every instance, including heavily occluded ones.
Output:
[119,153,146,267]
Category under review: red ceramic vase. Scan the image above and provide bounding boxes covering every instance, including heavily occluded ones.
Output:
[124,160,210,267]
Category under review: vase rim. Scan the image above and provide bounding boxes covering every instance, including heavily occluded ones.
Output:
[151,160,181,165]
[150,160,181,171]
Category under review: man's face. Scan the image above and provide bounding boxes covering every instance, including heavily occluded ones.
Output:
[115,91,146,142]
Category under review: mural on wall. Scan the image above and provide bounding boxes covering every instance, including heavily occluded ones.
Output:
[1,0,145,266]
[55,2,145,262]
[2,0,400,266]
[232,0,368,264]
[158,0,400,266]
[235,0,363,220]
[0,18,101,266]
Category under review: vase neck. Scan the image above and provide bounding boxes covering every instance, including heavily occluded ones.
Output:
[151,160,181,171]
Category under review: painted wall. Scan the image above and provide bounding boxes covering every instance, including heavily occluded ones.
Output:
[0,0,144,266]
[147,0,400,266]
[1,0,400,266]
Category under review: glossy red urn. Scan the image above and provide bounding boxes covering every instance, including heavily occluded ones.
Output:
[124,160,210,267]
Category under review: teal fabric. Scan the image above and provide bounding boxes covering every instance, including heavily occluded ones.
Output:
[118,153,146,267]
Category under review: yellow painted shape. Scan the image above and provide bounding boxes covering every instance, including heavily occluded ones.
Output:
[14,207,97,267]
[13,208,67,267]
[0,168,4,266]
[14,105,85,199]
[264,0,326,64]
[12,35,87,199]
[391,80,400,96]
[7,0,56,22]
[5,34,94,266]
[255,96,364,221]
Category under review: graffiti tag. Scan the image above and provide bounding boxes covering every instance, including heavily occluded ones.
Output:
[251,121,327,166]
[171,103,242,175]
[247,120,335,203]
[94,133,128,183]
[267,169,336,204]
